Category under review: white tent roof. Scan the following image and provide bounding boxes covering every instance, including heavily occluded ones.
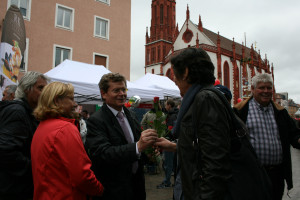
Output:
[133,73,180,98]
[44,60,163,104]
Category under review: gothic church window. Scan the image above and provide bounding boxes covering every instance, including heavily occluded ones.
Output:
[160,4,163,24]
[223,61,230,89]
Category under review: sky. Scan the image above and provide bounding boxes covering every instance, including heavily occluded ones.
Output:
[130,0,300,103]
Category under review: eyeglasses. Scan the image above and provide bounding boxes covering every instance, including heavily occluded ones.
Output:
[111,88,128,94]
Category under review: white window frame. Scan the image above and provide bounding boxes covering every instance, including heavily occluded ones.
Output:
[20,38,29,72]
[95,0,110,6]
[94,16,109,40]
[93,52,109,69]
[53,44,72,68]
[7,0,32,21]
[55,4,75,31]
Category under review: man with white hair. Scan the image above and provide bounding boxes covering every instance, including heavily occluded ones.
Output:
[234,73,300,200]
[2,84,17,101]
[0,71,49,199]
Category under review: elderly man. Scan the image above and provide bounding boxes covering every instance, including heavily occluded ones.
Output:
[85,73,157,200]
[234,73,300,200]
[0,71,49,200]
[2,84,17,101]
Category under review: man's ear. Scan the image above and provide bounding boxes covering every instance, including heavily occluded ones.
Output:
[183,67,189,81]
[100,90,106,101]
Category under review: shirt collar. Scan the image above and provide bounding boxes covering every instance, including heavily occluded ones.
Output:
[57,116,76,124]
[107,104,124,117]
[252,98,272,112]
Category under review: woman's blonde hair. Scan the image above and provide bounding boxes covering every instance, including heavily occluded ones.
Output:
[34,82,74,121]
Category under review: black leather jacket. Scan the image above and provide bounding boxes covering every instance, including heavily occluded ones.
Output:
[177,88,232,200]
[0,99,38,199]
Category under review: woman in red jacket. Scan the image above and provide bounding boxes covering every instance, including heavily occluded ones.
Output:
[31,82,104,200]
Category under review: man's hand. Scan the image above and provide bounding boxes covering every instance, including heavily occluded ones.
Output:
[137,129,158,152]
[155,137,177,152]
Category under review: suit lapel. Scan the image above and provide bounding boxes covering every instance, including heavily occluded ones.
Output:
[103,104,128,142]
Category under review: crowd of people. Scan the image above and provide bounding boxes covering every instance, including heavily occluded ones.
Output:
[0,47,300,200]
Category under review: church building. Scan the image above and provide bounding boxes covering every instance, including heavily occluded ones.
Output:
[145,0,275,104]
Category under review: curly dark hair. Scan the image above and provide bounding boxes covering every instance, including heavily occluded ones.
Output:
[170,47,215,85]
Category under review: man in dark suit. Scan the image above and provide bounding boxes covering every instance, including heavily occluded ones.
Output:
[86,73,158,200]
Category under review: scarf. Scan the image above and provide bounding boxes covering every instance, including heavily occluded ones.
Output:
[173,84,203,138]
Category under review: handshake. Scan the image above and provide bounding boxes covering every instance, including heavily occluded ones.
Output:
[137,129,177,153]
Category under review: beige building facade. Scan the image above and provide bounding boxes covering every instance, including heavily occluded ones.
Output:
[0,0,131,79]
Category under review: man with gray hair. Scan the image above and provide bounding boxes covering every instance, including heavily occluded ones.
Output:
[234,73,300,200]
[2,84,17,101]
[0,71,49,199]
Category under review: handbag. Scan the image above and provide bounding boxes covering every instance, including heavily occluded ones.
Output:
[192,88,272,200]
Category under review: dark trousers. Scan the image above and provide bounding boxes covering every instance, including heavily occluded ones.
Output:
[163,151,174,185]
[264,164,285,200]
[132,171,146,200]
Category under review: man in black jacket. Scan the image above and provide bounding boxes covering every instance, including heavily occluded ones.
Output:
[85,73,157,200]
[234,73,300,200]
[157,99,178,189]
[0,71,48,200]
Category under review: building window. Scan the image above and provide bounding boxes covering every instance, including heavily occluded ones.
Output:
[235,66,240,98]
[154,6,157,24]
[166,68,173,80]
[146,50,150,64]
[55,4,74,31]
[160,4,163,24]
[54,45,72,67]
[151,47,155,63]
[7,0,31,20]
[95,0,110,5]
[20,38,29,72]
[223,61,230,89]
[157,46,160,61]
[94,16,109,39]
[94,53,108,68]
[151,48,156,62]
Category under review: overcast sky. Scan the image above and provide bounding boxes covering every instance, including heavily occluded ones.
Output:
[130,0,300,103]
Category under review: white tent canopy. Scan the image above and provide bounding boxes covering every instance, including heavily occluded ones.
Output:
[295,109,300,116]
[133,73,180,98]
[44,60,163,104]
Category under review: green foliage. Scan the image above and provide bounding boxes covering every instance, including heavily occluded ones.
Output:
[143,97,168,165]
[148,100,167,138]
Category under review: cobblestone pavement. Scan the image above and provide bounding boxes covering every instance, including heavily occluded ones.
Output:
[283,148,300,200]
[145,148,300,200]
[145,165,173,200]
